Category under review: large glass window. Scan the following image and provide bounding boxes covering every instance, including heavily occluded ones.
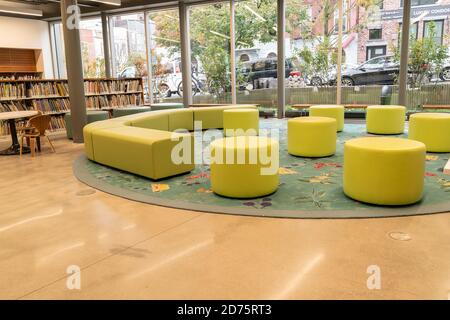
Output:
[188,2,232,104]
[110,13,147,79]
[235,0,278,112]
[50,18,105,78]
[423,20,444,46]
[79,18,105,78]
[147,9,182,102]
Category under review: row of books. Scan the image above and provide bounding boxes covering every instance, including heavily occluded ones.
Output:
[0,73,42,81]
[49,116,66,131]
[110,94,142,108]
[84,80,142,94]
[28,82,69,97]
[0,83,26,99]
[1,94,143,115]
[32,99,70,114]
[0,100,28,112]
[86,96,110,109]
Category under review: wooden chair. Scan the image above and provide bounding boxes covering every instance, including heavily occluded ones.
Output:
[19,114,55,157]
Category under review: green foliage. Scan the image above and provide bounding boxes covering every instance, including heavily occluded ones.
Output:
[392,21,447,88]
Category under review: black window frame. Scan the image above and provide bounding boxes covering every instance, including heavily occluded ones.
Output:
[366,45,387,61]
[423,19,444,46]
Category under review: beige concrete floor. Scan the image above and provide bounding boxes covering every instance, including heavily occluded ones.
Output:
[0,132,449,300]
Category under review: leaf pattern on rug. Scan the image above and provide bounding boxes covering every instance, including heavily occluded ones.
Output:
[151,184,170,193]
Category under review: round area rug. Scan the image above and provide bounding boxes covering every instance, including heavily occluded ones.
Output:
[73,120,450,219]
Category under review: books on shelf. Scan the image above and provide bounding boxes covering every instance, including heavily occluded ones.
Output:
[0,77,144,135]
[49,116,66,131]
[0,82,26,99]
[32,98,70,114]
[110,94,142,108]
[28,81,69,97]
[0,100,28,112]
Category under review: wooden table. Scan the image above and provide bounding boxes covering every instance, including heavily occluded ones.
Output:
[0,111,38,155]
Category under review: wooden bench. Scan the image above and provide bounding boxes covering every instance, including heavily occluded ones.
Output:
[291,104,368,109]
[423,105,450,110]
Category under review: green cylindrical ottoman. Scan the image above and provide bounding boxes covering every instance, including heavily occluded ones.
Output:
[150,103,184,111]
[65,110,109,139]
[112,107,151,118]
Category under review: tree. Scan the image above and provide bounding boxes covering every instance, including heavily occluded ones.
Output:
[294,0,382,85]
[150,0,309,95]
[392,21,447,88]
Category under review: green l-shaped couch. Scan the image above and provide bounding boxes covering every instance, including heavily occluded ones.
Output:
[83,105,258,180]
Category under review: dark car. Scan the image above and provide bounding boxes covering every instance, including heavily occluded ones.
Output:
[241,58,295,87]
[332,55,399,86]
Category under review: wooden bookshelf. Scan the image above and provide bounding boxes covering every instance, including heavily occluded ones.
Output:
[0,77,144,135]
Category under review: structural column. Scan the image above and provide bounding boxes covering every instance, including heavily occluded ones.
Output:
[336,0,344,105]
[230,0,237,104]
[398,0,411,106]
[277,0,286,118]
[144,11,154,104]
[101,12,112,78]
[61,0,86,143]
[179,1,193,107]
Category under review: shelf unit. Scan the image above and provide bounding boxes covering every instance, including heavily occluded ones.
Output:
[0,77,144,135]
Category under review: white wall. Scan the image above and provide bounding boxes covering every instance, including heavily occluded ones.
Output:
[0,16,54,78]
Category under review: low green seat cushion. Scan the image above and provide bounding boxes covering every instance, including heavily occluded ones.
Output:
[65,110,109,139]
[130,112,169,131]
[91,126,194,180]
[83,119,124,160]
[151,103,184,111]
[112,107,151,118]
[193,105,258,129]
[169,109,194,131]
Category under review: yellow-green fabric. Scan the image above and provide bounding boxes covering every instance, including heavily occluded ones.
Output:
[169,109,194,131]
[83,105,258,180]
[130,112,169,131]
[366,105,406,134]
[193,105,257,129]
[92,126,194,180]
[223,108,259,136]
[309,105,345,131]
[288,116,337,157]
[409,113,450,152]
[210,136,279,198]
[343,137,425,206]
[83,120,124,160]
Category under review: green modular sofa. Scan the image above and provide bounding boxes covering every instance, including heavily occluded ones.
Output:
[83,105,258,180]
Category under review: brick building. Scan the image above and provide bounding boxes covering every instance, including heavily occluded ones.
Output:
[357,0,450,63]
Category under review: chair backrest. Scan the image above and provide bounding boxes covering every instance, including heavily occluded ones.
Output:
[28,115,52,136]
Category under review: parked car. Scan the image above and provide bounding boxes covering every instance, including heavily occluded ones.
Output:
[240,58,297,89]
[329,55,399,86]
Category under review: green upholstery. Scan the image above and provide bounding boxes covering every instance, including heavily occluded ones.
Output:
[130,112,169,131]
[83,105,258,180]
[150,103,184,111]
[65,110,109,139]
[92,126,193,180]
[169,109,194,131]
[112,107,151,118]
[193,105,256,129]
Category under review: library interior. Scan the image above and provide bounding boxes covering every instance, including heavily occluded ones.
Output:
[0,0,449,300]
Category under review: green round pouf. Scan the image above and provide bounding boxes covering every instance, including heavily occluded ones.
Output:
[112,107,151,118]
[150,103,184,111]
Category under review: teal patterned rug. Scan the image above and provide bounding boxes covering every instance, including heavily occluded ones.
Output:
[73,120,450,219]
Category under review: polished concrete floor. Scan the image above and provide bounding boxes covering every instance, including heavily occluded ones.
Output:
[0,130,449,300]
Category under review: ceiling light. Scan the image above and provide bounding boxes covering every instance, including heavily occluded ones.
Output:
[89,0,121,6]
[0,4,42,17]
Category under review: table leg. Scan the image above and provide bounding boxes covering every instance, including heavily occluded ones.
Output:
[0,119,30,155]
